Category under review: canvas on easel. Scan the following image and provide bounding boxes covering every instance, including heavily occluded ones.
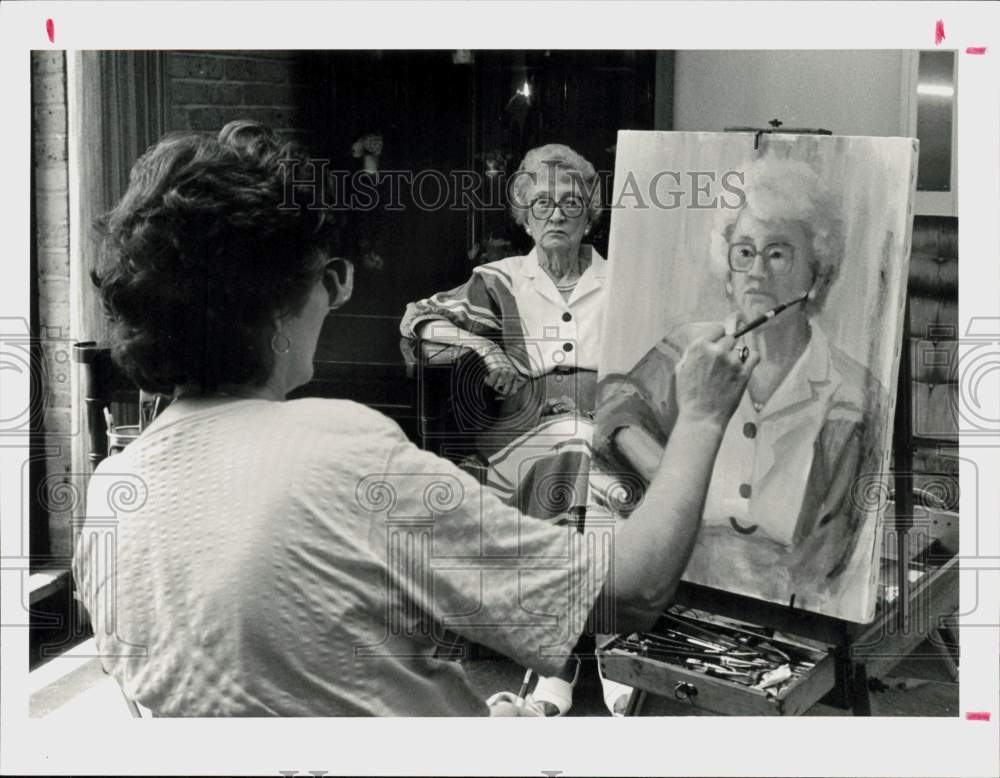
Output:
[592,130,918,622]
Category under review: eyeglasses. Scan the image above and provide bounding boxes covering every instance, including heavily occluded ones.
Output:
[728,242,796,275]
[529,196,586,220]
[322,258,354,310]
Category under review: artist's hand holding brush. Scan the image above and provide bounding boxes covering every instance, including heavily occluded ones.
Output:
[613,319,756,484]
[674,323,759,425]
[602,325,758,634]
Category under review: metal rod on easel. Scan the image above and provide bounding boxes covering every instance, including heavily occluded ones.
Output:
[893,297,914,630]
[724,119,834,151]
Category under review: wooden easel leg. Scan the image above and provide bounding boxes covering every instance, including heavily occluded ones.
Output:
[930,627,959,681]
[623,689,647,716]
[851,662,872,716]
[828,645,852,709]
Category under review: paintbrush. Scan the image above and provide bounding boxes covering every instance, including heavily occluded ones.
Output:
[515,668,533,708]
[733,289,814,339]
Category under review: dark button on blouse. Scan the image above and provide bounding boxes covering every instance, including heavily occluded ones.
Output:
[743,422,757,439]
[739,483,752,499]
[563,342,574,352]
[562,312,572,322]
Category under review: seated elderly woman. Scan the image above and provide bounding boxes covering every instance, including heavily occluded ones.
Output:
[594,155,885,713]
[400,144,605,523]
[72,120,757,716]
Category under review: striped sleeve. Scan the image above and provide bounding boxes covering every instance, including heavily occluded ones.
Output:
[399,263,534,375]
[400,269,506,339]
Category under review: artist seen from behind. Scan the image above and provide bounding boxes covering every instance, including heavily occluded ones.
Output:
[73,121,758,716]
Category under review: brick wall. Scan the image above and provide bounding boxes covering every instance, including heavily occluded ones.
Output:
[32,51,73,558]
[166,51,316,137]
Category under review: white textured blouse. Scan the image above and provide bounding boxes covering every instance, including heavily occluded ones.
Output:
[74,398,608,716]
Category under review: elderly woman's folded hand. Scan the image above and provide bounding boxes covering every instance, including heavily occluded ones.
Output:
[479,344,526,398]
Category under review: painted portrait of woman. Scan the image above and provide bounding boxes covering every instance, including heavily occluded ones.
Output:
[591,137,914,621]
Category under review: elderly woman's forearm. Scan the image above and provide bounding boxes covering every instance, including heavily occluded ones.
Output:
[415,321,498,356]
[608,414,725,623]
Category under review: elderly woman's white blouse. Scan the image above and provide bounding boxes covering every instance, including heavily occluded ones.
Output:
[73,398,609,716]
[400,248,607,377]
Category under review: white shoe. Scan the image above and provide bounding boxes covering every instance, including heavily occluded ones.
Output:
[598,662,634,716]
[485,691,543,716]
[525,658,581,717]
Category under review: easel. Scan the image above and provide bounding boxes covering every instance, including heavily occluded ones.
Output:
[613,125,959,716]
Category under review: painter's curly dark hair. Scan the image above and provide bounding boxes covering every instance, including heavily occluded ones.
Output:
[92,121,339,394]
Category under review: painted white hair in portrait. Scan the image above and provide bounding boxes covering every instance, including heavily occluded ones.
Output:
[593,131,918,622]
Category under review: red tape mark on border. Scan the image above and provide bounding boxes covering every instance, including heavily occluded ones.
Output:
[935,20,946,45]
[45,18,54,44]
[966,712,991,721]
[966,47,988,55]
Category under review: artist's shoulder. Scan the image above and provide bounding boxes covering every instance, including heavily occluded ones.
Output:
[280,397,406,441]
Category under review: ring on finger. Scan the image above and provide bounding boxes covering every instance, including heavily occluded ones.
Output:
[737,345,750,363]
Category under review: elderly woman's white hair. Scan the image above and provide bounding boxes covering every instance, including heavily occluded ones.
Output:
[709,155,846,313]
[508,143,602,228]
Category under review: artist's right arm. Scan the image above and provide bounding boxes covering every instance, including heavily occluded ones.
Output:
[601,326,758,634]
